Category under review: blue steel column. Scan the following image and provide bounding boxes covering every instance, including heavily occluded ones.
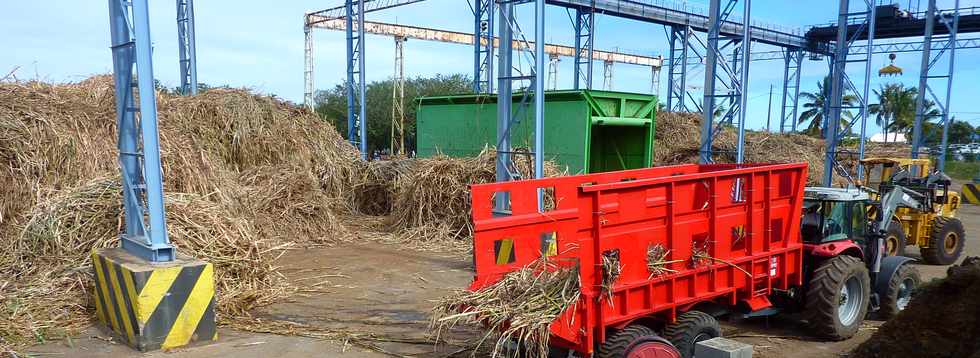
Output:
[824,0,849,186]
[734,0,751,164]
[474,0,494,93]
[667,26,690,112]
[573,6,594,90]
[779,48,802,133]
[534,0,545,199]
[176,0,197,95]
[495,1,514,212]
[699,0,722,163]
[912,0,960,170]
[856,2,876,181]
[108,0,174,262]
[346,0,367,158]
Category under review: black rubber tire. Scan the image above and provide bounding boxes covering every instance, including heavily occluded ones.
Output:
[884,220,907,257]
[596,324,656,358]
[805,255,870,341]
[877,264,921,319]
[664,311,721,358]
[921,217,965,265]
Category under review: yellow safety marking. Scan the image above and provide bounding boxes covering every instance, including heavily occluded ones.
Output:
[92,254,121,334]
[92,291,107,325]
[136,266,182,323]
[963,184,980,205]
[496,240,514,265]
[162,264,215,349]
[121,268,140,323]
[106,260,136,343]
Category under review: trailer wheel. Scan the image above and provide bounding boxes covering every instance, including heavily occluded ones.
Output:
[921,217,965,265]
[884,220,906,257]
[598,325,680,358]
[877,264,920,319]
[805,255,870,340]
[664,311,721,358]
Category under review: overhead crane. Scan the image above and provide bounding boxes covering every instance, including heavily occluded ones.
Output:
[303,18,665,106]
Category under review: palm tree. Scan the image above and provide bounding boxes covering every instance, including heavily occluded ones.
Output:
[868,84,940,142]
[798,76,857,138]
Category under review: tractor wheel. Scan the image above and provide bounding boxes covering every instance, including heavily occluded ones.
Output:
[921,217,965,265]
[805,255,870,340]
[664,311,721,358]
[884,221,907,257]
[877,264,921,319]
[598,325,681,358]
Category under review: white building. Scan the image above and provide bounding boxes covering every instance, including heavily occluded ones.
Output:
[869,132,906,143]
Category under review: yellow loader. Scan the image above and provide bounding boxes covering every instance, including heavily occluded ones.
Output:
[860,158,964,264]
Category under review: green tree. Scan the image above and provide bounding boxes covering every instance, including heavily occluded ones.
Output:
[798,76,857,137]
[947,119,975,144]
[314,74,473,154]
[868,83,939,142]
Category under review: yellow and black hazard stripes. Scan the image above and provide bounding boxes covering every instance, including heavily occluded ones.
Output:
[963,184,980,205]
[91,248,216,351]
[494,239,516,265]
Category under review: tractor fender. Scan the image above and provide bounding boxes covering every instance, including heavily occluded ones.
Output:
[804,242,864,260]
[874,255,916,298]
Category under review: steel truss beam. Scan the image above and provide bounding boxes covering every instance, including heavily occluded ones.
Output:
[573,4,595,90]
[912,0,960,171]
[780,48,803,133]
[346,0,368,158]
[176,0,197,95]
[667,25,695,111]
[107,0,175,262]
[700,0,752,164]
[824,0,876,185]
[474,0,494,93]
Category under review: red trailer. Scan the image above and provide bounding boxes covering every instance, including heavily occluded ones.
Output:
[468,163,808,357]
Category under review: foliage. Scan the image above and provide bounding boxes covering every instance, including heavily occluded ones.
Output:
[314,74,474,154]
[944,160,980,181]
[798,76,857,137]
[868,83,940,143]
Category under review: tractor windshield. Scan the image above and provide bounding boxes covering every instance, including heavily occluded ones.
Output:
[801,200,867,244]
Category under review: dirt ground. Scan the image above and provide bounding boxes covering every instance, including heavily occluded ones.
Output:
[29,203,980,358]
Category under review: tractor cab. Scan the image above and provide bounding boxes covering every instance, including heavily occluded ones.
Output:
[802,187,870,245]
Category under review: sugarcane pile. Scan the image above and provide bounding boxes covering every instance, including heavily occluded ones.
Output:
[431,257,581,358]
[0,77,362,351]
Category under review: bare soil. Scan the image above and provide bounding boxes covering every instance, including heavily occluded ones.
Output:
[28,205,980,358]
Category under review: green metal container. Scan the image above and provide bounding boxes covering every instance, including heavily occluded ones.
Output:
[416,90,657,174]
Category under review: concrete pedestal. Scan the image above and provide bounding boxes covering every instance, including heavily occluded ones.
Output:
[91,247,216,351]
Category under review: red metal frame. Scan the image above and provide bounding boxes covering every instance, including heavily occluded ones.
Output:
[468,163,808,355]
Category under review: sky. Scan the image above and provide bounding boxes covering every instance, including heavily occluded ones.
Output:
[2,0,979,135]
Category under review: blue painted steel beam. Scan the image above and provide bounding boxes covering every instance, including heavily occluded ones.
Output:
[177,0,197,95]
[346,0,368,158]
[573,6,594,90]
[473,0,494,93]
[912,0,960,171]
[779,48,803,133]
[547,0,821,52]
[535,0,545,184]
[107,0,175,262]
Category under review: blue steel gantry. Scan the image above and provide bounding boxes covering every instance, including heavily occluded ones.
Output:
[300,0,976,186]
[107,0,174,262]
[823,0,877,185]
[912,0,961,171]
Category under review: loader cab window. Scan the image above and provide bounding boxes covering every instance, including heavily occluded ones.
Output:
[801,200,866,244]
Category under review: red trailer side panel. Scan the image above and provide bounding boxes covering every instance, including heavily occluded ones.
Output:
[468,163,807,354]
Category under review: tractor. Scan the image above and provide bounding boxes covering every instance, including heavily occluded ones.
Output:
[860,158,965,264]
[797,186,922,340]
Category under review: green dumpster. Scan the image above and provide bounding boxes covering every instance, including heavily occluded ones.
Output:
[415,90,657,174]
